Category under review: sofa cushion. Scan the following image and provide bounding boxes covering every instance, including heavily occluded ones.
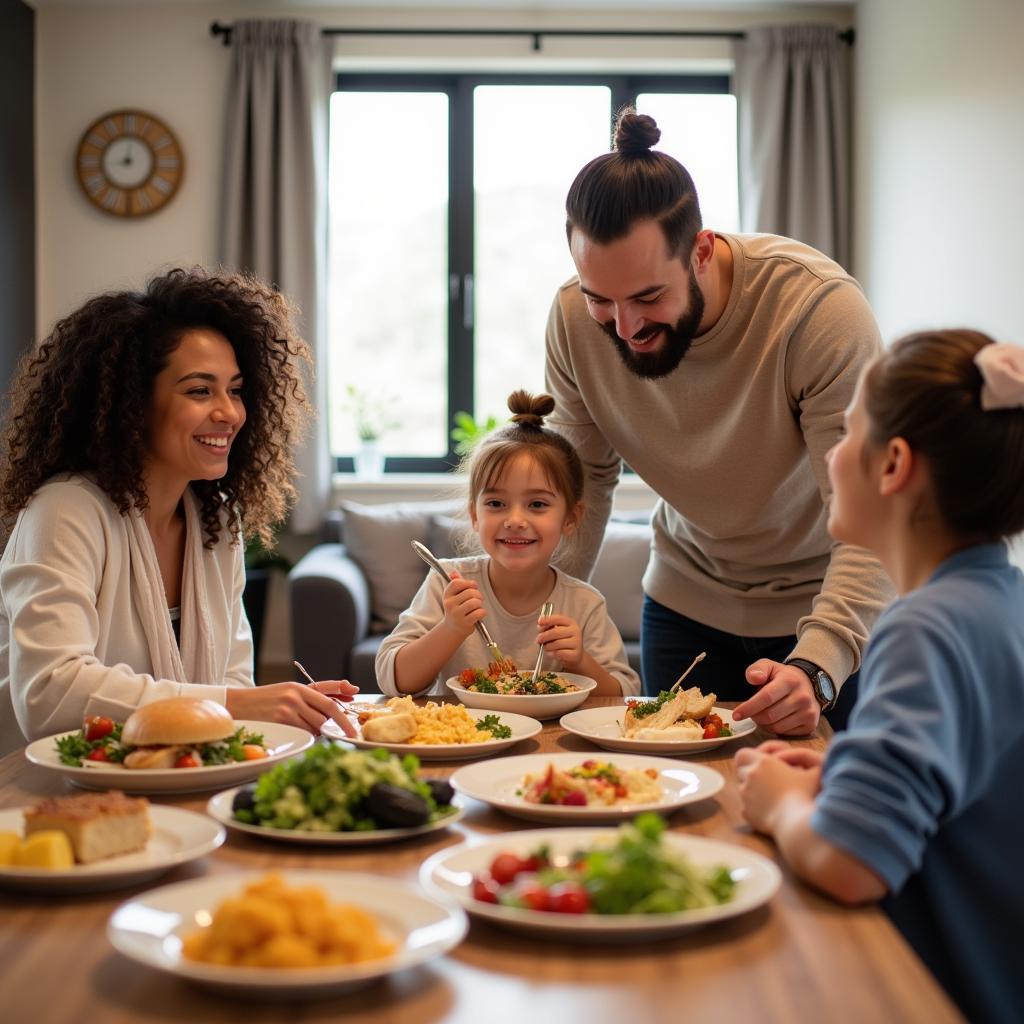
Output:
[589,520,652,641]
[425,512,475,560]
[339,499,458,631]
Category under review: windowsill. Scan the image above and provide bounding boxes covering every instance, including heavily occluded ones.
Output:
[332,472,657,513]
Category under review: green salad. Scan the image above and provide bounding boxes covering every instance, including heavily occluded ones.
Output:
[233,744,457,832]
[472,813,736,915]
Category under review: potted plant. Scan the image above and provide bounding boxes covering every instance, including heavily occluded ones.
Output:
[242,534,292,670]
[344,385,399,477]
[451,410,500,457]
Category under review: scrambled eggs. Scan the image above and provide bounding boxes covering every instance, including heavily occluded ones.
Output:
[385,696,493,744]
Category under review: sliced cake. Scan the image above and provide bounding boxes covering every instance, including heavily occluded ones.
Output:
[23,790,151,864]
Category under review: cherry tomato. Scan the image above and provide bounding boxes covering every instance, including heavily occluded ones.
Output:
[83,716,115,742]
[490,852,528,885]
[548,882,590,914]
[472,875,500,904]
[85,747,111,762]
[560,790,587,806]
[520,852,547,873]
[702,722,722,739]
[241,744,268,760]
[174,751,202,769]
[514,878,550,912]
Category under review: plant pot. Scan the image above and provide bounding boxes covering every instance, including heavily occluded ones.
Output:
[355,440,385,478]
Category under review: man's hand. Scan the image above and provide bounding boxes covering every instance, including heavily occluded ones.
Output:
[735,742,822,835]
[441,571,486,638]
[732,659,820,736]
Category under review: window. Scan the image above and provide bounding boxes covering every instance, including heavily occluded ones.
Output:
[328,73,736,472]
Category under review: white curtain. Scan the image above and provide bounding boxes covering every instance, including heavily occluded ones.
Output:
[733,25,852,267]
[219,19,332,533]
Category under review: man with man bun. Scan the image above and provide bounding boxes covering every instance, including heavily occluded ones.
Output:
[545,108,893,733]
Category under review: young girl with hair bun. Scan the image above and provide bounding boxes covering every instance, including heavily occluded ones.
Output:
[736,330,1024,1024]
[376,390,641,697]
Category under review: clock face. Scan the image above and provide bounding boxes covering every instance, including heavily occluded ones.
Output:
[76,110,184,217]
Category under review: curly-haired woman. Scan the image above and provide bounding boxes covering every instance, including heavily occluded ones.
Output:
[0,267,356,750]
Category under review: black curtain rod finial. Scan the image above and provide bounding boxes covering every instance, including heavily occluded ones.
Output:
[210,21,232,46]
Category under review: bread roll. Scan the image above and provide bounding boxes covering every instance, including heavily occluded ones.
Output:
[122,697,234,746]
[361,713,417,744]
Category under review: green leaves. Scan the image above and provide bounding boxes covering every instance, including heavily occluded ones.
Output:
[451,410,500,456]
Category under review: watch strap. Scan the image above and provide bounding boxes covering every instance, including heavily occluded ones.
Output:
[785,658,837,712]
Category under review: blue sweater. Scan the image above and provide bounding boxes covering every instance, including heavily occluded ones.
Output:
[811,543,1024,1024]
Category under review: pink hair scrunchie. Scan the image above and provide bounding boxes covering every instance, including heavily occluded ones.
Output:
[975,343,1024,410]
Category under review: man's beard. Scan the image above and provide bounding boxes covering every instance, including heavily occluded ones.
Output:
[600,269,706,380]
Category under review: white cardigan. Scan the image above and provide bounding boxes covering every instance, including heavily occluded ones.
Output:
[0,475,254,749]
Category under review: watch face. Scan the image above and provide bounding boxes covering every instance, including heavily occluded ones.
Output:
[816,672,837,704]
[76,110,183,217]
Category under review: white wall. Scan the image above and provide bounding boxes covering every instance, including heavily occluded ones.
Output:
[853,0,1024,343]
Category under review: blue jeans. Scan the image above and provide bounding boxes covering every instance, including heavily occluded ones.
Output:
[640,595,858,731]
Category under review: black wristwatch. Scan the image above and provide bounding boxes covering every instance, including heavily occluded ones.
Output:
[785,658,837,712]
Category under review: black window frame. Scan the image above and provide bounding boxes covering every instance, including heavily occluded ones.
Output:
[330,71,731,473]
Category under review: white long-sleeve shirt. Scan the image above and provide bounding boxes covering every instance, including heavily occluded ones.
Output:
[375,555,641,697]
[0,475,254,750]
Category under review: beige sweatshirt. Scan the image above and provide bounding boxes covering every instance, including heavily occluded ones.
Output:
[375,556,641,697]
[545,232,894,688]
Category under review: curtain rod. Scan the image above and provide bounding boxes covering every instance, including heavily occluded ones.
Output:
[209,21,855,51]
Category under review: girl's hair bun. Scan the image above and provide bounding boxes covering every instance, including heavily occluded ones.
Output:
[613,110,661,156]
[507,389,555,428]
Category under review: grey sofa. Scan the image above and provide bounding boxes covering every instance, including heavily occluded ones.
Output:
[289,500,652,693]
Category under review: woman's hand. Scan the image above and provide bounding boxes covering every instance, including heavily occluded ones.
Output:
[225,679,359,736]
[536,613,585,672]
[441,571,486,639]
[735,742,823,836]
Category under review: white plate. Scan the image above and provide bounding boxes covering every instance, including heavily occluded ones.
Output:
[420,827,780,941]
[206,786,467,844]
[24,721,315,794]
[0,805,225,894]
[448,753,723,824]
[108,870,468,999]
[445,672,597,720]
[559,705,756,755]
[324,707,542,761]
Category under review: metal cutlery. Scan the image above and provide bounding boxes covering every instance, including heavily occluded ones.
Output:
[411,540,508,667]
[531,601,555,683]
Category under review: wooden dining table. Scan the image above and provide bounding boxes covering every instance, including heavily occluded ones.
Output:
[0,698,963,1024]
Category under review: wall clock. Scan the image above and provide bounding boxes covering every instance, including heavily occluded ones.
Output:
[75,109,184,218]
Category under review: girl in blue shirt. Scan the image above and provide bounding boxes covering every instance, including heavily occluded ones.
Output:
[736,329,1024,1024]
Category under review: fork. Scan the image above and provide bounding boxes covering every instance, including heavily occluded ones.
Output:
[411,540,508,667]
[531,601,555,683]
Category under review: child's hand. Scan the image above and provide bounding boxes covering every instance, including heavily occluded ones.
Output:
[536,613,584,671]
[441,571,486,638]
[735,744,822,836]
[756,741,825,772]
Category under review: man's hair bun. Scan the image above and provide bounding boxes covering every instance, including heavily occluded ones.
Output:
[613,110,661,156]
[507,389,555,428]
